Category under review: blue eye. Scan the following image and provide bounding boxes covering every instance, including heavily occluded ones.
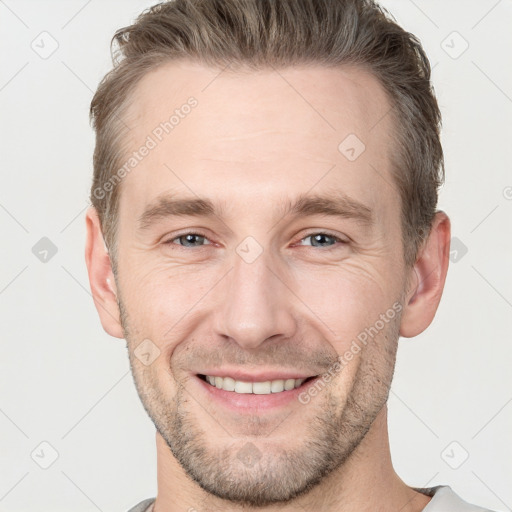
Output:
[299,233,344,248]
[164,231,346,250]
[168,233,211,247]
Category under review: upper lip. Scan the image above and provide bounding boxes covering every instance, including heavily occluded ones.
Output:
[196,370,318,381]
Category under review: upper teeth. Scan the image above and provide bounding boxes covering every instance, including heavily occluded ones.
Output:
[204,375,308,394]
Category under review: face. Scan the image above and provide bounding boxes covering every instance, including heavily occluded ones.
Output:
[113,61,409,506]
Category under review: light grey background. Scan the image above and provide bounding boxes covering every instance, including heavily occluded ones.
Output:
[0,1,511,511]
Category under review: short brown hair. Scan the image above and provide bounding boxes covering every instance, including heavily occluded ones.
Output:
[90,0,444,271]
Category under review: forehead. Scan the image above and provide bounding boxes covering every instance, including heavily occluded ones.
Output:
[119,60,398,222]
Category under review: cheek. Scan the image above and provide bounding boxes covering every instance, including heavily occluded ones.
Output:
[291,261,398,345]
[119,260,222,337]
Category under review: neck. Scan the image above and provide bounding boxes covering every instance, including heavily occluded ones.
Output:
[152,405,431,512]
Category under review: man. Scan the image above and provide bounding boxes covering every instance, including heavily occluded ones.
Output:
[84,1,494,511]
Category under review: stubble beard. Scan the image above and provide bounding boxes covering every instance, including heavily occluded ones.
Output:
[118,295,401,508]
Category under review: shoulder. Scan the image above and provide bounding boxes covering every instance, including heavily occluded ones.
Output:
[415,485,497,512]
[125,497,156,512]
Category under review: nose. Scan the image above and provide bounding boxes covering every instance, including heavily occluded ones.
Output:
[212,249,297,350]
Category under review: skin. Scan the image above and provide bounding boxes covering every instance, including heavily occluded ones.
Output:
[85,60,451,512]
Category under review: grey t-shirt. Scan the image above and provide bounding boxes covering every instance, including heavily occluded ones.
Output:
[413,485,494,511]
[127,485,496,512]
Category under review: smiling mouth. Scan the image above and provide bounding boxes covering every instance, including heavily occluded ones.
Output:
[197,374,318,395]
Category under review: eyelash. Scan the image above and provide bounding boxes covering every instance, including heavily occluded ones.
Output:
[163,230,348,249]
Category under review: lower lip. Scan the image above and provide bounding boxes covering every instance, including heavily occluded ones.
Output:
[194,374,319,413]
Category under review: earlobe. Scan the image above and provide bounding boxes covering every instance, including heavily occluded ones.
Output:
[399,211,451,338]
[84,207,124,339]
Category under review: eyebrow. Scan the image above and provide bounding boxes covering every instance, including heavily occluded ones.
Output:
[137,191,373,231]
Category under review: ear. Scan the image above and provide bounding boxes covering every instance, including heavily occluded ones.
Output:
[84,207,124,339]
[400,211,451,338]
